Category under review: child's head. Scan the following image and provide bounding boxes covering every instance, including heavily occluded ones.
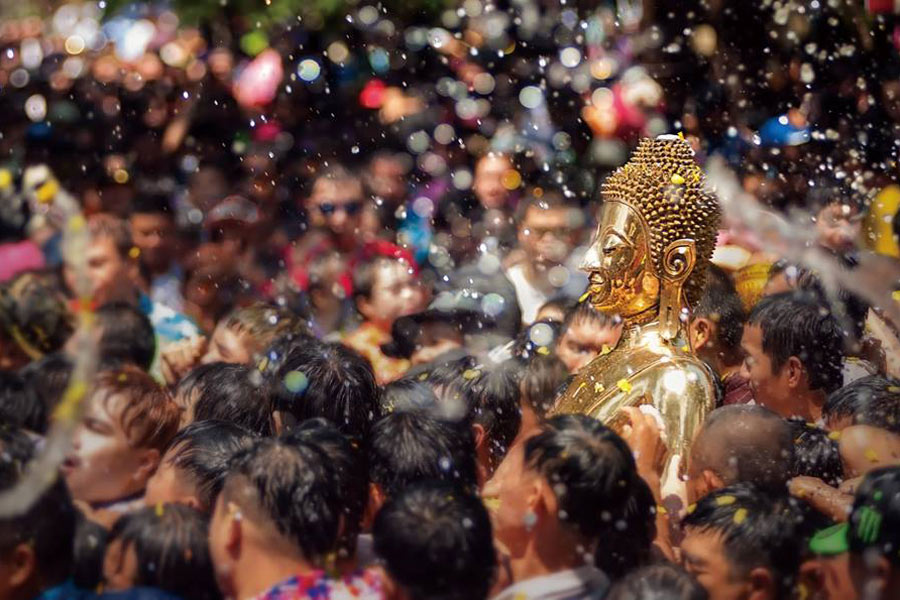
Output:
[556,302,623,374]
[824,376,900,434]
[741,292,844,418]
[103,503,216,600]
[203,303,310,366]
[352,254,427,332]
[0,428,76,600]
[144,420,258,513]
[175,362,273,435]
[519,354,569,419]
[64,367,181,505]
[93,302,156,371]
[373,482,496,600]
[786,418,843,487]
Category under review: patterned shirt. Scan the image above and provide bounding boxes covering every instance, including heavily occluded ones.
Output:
[251,570,383,600]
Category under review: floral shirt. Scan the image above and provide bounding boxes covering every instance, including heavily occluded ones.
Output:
[251,570,383,600]
[342,322,409,385]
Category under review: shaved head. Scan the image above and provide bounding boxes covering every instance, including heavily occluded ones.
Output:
[691,405,794,493]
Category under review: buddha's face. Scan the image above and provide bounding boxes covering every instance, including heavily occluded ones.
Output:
[580,201,659,317]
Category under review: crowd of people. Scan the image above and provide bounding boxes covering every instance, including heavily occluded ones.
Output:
[2,0,900,599]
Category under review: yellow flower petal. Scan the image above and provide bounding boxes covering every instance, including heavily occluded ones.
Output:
[616,379,632,393]
[733,507,748,524]
[671,173,685,185]
[716,495,736,506]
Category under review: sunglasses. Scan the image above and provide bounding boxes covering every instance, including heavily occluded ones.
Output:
[317,201,363,216]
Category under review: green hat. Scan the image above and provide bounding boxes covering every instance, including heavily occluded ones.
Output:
[809,523,849,556]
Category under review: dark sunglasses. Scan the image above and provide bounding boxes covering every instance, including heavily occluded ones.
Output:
[318,201,363,216]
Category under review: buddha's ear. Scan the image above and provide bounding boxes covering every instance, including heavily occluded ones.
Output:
[658,239,696,340]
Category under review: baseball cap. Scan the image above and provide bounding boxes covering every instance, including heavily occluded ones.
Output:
[809,466,900,563]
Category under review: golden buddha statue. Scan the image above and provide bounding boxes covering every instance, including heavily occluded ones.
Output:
[552,135,720,479]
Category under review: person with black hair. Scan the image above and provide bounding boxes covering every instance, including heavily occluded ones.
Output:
[367,410,478,514]
[786,418,843,486]
[688,265,751,406]
[102,504,216,600]
[129,194,182,312]
[681,484,808,600]
[606,563,708,600]
[687,405,795,503]
[267,341,380,442]
[534,297,577,324]
[175,362,273,436]
[73,515,108,591]
[91,302,157,371]
[0,427,81,600]
[373,482,496,600]
[0,370,44,433]
[281,419,368,572]
[144,420,257,513]
[208,438,381,600]
[514,354,568,443]
[741,292,845,422]
[380,378,442,415]
[824,375,900,434]
[19,352,72,424]
[555,302,622,375]
[484,415,642,599]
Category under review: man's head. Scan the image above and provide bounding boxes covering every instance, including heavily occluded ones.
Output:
[129,195,177,275]
[209,439,340,597]
[144,420,257,513]
[65,214,139,306]
[268,341,379,443]
[175,362,273,435]
[808,466,900,600]
[0,272,73,370]
[482,414,637,558]
[103,504,215,600]
[365,152,411,205]
[824,376,900,434]
[741,292,844,419]
[92,302,156,371]
[556,302,623,374]
[203,303,310,366]
[0,428,76,600]
[473,152,514,210]
[515,192,582,271]
[368,410,477,513]
[282,419,367,561]
[681,484,806,600]
[373,482,496,600]
[689,265,746,371]
[305,165,365,247]
[352,254,428,333]
[687,405,794,503]
[63,367,181,505]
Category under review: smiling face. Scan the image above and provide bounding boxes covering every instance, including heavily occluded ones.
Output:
[580,201,659,318]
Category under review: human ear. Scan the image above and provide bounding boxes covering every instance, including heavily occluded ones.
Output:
[472,423,487,451]
[134,448,161,485]
[690,318,713,352]
[747,566,775,600]
[786,356,804,389]
[798,559,824,598]
[226,506,243,556]
[8,544,36,588]
[703,469,725,494]
[356,296,375,322]
[362,483,385,531]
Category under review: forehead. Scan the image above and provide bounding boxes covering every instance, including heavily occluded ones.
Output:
[87,235,123,258]
[598,201,644,240]
[523,205,570,226]
[131,212,173,228]
[565,318,618,343]
[682,526,727,562]
[311,177,362,200]
[741,323,763,349]
[476,154,510,174]
[372,259,413,287]
[87,389,127,423]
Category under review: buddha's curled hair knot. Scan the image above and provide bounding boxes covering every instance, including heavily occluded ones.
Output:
[601,137,720,307]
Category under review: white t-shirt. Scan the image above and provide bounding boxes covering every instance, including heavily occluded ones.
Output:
[506,260,588,324]
[490,566,609,600]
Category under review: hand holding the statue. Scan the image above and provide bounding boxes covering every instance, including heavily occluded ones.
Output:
[620,406,668,501]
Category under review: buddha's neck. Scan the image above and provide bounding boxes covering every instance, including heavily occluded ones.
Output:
[617,313,691,354]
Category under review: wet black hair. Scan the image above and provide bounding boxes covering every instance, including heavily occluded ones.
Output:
[178,362,273,436]
[107,504,216,600]
[0,427,75,586]
[95,302,156,371]
[281,418,367,560]
[267,341,379,444]
[606,563,708,600]
[374,481,496,600]
[19,352,72,421]
[224,438,340,562]
[824,375,900,434]
[73,514,108,590]
[368,410,477,498]
[0,370,44,433]
[381,378,441,414]
[560,301,619,336]
[682,484,807,600]
[519,354,569,418]
[511,319,563,362]
[164,420,258,512]
[747,292,845,394]
[786,418,843,487]
[525,415,639,543]
[694,264,745,355]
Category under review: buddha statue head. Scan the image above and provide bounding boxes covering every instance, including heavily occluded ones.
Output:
[581,136,720,339]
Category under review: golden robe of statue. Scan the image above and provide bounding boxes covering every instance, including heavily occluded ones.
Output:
[552,135,721,479]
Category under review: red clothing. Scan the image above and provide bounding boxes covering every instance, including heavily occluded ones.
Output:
[722,372,754,406]
[250,569,383,600]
